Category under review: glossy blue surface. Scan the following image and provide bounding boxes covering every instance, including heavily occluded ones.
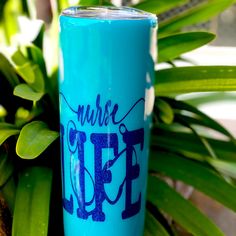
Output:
[59,7,157,236]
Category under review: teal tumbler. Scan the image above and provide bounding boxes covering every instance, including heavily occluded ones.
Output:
[59,6,157,236]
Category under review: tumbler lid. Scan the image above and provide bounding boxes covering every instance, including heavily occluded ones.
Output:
[61,6,157,21]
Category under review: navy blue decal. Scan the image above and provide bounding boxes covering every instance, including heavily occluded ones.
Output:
[60,94,145,221]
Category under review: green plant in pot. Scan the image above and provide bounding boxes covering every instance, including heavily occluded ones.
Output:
[0,0,236,235]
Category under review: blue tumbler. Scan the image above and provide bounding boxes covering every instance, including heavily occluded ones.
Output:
[59,6,157,236]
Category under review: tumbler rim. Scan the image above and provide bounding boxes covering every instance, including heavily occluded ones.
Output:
[61,6,157,21]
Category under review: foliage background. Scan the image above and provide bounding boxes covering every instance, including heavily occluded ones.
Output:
[0,0,236,235]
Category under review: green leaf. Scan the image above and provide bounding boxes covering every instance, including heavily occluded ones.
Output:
[144,210,169,236]
[208,159,236,179]
[147,176,224,236]
[133,0,187,14]
[0,122,17,129]
[0,123,20,145]
[16,62,45,92]
[0,148,13,189]
[0,0,8,20]
[32,22,45,50]
[173,112,229,141]
[0,53,19,87]
[12,167,52,236]
[15,106,43,127]
[16,62,35,84]
[79,0,101,5]
[158,32,215,63]
[57,0,69,13]
[16,121,59,159]
[47,67,59,108]
[13,84,44,101]
[12,45,47,79]
[21,0,30,16]
[149,151,236,212]
[160,97,234,140]
[0,148,15,212]
[159,0,235,37]
[151,126,236,162]
[174,113,234,143]
[181,92,236,107]
[2,0,20,44]
[11,49,29,66]
[79,0,112,5]
[155,98,174,124]
[0,105,7,117]
[155,66,236,95]
[26,45,47,77]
